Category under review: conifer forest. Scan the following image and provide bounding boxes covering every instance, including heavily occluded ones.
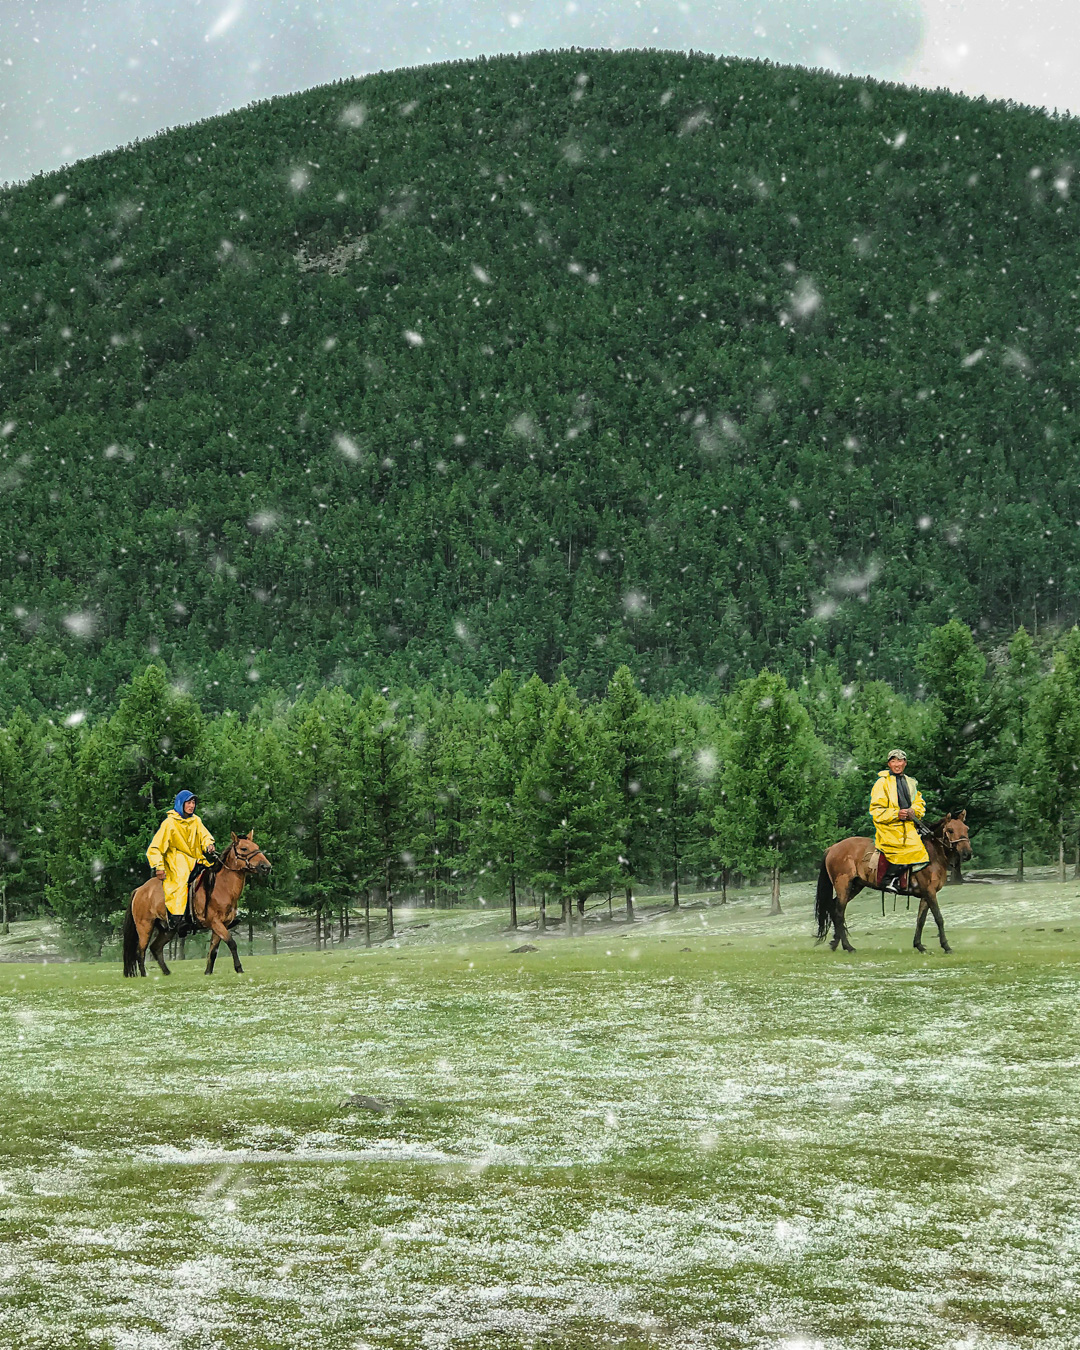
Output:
[2,50,1080,942]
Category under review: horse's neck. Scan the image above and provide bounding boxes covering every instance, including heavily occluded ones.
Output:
[211,856,245,904]
[925,834,950,870]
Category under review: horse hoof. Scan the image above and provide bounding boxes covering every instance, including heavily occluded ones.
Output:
[843,945,857,954]
[940,943,953,954]
[914,944,927,954]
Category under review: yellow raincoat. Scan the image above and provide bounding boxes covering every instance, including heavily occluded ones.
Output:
[147,810,215,915]
[870,769,928,866]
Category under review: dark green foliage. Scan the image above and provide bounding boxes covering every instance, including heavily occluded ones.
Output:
[653,693,711,905]
[714,669,835,906]
[599,665,659,912]
[995,626,1038,872]
[45,665,204,950]
[10,622,1080,949]
[917,619,994,814]
[472,669,530,920]
[1025,629,1080,870]
[353,690,414,929]
[517,696,621,919]
[834,678,924,834]
[287,689,357,933]
[0,708,49,924]
[0,52,1079,715]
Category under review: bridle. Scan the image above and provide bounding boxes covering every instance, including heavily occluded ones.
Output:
[932,824,970,859]
[216,843,267,875]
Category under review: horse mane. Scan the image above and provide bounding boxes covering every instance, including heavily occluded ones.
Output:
[927,813,966,835]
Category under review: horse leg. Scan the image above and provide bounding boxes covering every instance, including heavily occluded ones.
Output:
[136,914,158,976]
[829,905,843,951]
[225,930,244,974]
[913,897,931,953]
[836,898,857,953]
[830,879,858,954]
[204,918,244,974]
[148,925,171,975]
[204,930,222,975]
[929,897,952,953]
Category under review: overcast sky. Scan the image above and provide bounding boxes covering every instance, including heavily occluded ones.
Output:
[2,1,1078,186]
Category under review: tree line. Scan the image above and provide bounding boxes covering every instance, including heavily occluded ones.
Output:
[1,50,1080,717]
[3,620,1080,954]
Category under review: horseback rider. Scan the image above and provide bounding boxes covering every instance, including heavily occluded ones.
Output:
[146,790,218,931]
[869,750,929,894]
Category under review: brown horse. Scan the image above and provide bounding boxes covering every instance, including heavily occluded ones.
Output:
[815,813,973,954]
[122,832,271,977]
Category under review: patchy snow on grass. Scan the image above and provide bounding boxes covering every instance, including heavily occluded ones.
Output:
[2,881,1080,1346]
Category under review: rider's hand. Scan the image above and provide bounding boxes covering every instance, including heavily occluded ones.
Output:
[155,868,166,879]
[898,808,911,820]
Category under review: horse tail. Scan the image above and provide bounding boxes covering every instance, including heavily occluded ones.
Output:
[814,858,835,943]
[122,895,140,977]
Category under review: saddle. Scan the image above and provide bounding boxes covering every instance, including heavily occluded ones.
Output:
[163,864,218,936]
[863,847,912,894]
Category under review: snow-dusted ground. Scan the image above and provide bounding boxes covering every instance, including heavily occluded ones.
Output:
[2,882,1078,1348]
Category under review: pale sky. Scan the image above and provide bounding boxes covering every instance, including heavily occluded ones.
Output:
[1,1,1078,187]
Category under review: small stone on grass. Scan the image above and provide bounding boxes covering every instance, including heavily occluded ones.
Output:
[343,1094,391,1112]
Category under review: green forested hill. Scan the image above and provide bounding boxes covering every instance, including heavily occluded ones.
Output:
[2,48,1079,713]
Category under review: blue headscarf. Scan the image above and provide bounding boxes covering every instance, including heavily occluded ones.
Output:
[173,790,196,816]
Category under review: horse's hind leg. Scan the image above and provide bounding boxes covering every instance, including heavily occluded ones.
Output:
[148,926,172,975]
[929,898,952,953]
[829,900,843,951]
[136,916,157,976]
[830,891,857,953]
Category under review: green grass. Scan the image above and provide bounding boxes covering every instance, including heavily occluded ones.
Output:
[2,880,1080,1348]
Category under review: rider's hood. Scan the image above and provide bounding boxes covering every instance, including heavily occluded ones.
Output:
[173,789,196,815]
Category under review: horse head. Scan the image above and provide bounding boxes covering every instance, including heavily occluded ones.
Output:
[229,829,272,879]
[938,811,972,863]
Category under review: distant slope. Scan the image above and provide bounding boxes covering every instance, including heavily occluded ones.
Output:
[2,48,1079,713]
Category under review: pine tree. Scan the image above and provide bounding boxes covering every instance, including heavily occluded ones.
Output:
[517,698,620,933]
[996,627,1039,879]
[714,671,835,915]
[353,692,413,939]
[654,694,706,907]
[474,671,527,927]
[288,690,355,948]
[918,620,993,818]
[836,680,923,836]
[46,666,204,952]
[0,709,49,931]
[208,715,296,950]
[599,665,658,920]
[1025,629,1080,881]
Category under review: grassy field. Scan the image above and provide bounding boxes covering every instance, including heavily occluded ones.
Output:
[2,879,1079,1349]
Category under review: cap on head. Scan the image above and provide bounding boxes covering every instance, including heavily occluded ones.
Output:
[173,789,196,814]
[885,749,907,764]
